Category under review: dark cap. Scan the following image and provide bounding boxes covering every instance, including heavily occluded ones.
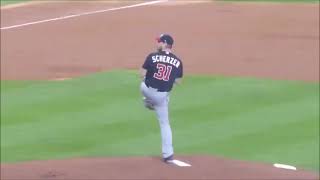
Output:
[156,34,174,46]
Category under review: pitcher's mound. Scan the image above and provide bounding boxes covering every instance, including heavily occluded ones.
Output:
[1,155,318,180]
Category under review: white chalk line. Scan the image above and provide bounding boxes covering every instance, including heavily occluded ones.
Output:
[0,0,168,30]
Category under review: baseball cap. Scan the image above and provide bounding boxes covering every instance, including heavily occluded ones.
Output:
[156,34,174,46]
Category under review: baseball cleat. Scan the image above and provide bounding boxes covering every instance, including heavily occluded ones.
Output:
[163,154,174,164]
[143,97,155,110]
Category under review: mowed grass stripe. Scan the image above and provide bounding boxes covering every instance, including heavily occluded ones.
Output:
[1,71,318,171]
[172,96,317,152]
[1,72,139,126]
[1,71,157,162]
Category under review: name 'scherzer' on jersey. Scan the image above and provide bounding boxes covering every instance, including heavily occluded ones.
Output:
[151,54,181,68]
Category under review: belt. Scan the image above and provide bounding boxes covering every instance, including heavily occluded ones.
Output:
[145,82,167,92]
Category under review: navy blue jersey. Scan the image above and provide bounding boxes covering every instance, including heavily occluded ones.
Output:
[142,50,183,92]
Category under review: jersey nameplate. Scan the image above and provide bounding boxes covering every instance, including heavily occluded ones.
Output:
[152,55,180,68]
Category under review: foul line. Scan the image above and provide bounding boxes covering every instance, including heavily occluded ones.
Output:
[0,0,168,30]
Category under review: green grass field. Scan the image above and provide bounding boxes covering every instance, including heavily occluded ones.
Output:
[0,0,30,6]
[1,71,319,171]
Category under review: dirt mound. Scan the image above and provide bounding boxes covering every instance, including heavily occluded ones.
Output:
[1,155,318,180]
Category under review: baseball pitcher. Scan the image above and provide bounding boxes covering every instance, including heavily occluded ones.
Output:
[140,34,183,163]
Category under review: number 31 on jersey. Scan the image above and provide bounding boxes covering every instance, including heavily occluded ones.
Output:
[153,63,172,81]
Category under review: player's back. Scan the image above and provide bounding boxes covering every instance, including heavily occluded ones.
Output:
[143,50,183,92]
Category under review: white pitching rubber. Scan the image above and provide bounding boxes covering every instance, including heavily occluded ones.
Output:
[169,160,192,167]
[273,163,297,170]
